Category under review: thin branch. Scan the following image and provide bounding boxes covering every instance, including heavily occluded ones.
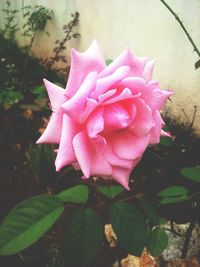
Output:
[181,219,196,258]
[160,0,200,58]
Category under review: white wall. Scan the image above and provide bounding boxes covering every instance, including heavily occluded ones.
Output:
[1,0,200,134]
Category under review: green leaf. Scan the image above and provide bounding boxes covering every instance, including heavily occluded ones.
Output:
[0,195,64,255]
[65,208,103,267]
[160,195,189,205]
[147,228,168,256]
[157,186,188,197]
[160,136,173,147]
[105,59,113,65]
[57,185,89,204]
[97,185,124,199]
[138,196,160,225]
[110,202,148,256]
[181,166,200,182]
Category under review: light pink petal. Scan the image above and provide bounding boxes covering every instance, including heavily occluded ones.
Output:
[62,71,98,121]
[149,110,163,144]
[103,88,140,105]
[87,108,104,138]
[73,131,112,178]
[111,157,142,190]
[36,112,62,144]
[104,103,131,132]
[118,77,148,96]
[55,114,80,171]
[148,82,173,111]
[125,103,137,121]
[91,66,130,99]
[119,78,172,112]
[130,99,153,136]
[161,130,171,137]
[79,98,99,123]
[99,48,148,78]
[66,40,105,97]
[142,60,155,82]
[103,141,133,169]
[98,89,117,103]
[43,79,67,111]
[111,131,150,160]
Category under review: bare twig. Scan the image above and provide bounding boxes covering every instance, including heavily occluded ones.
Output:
[160,0,200,58]
[181,219,196,258]
[191,105,197,130]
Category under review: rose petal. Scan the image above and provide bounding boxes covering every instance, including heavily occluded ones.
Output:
[87,108,104,138]
[149,110,163,144]
[142,60,155,82]
[130,99,153,136]
[99,48,148,78]
[111,131,150,160]
[79,97,99,123]
[98,89,117,103]
[66,40,105,97]
[73,130,112,178]
[91,65,130,99]
[103,141,133,169]
[55,114,80,171]
[43,79,67,111]
[111,156,142,190]
[103,87,140,105]
[104,103,131,132]
[62,71,98,121]
[36,112,62,144]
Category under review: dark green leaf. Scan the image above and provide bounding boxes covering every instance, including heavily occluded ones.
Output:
[98,185,124,199]
[57,185,89,204]
[157,186,188,197]
[160,195,189,205]
[181,166,200,182]
[65,208,103,267]
[0,195,64,255]
[110,202,148,256]
[147,228,168,256]
[138,196,159,225]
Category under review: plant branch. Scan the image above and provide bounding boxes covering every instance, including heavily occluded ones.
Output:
[160,0,200,58]
[181,219,196,258]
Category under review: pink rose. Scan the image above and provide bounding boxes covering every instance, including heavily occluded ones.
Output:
[37,41,172,190]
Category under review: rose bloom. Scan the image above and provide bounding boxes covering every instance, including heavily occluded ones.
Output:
[37,41,172,190]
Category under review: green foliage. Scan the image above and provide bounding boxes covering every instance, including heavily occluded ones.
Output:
[147,228,169,256]
[157,186,189,205]
[0,195,64,255]
[181,165,200,182]
[160,136,173,147]
[159,195,189,205]
[157,186,188,197]
[1,0,19,40]
[31,84,47,99]
[25,5,53,32]
[97,185,124,199]
[57,185,89,204]
[0,2,63,109]
[110,202,149,256]
[21,5,54,51]
[65,208,103,267]
[105,59,113,66]
[26,144,57,187]
[138,196,161,226]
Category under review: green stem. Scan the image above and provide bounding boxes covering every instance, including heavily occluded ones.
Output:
[160,0,200,57]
